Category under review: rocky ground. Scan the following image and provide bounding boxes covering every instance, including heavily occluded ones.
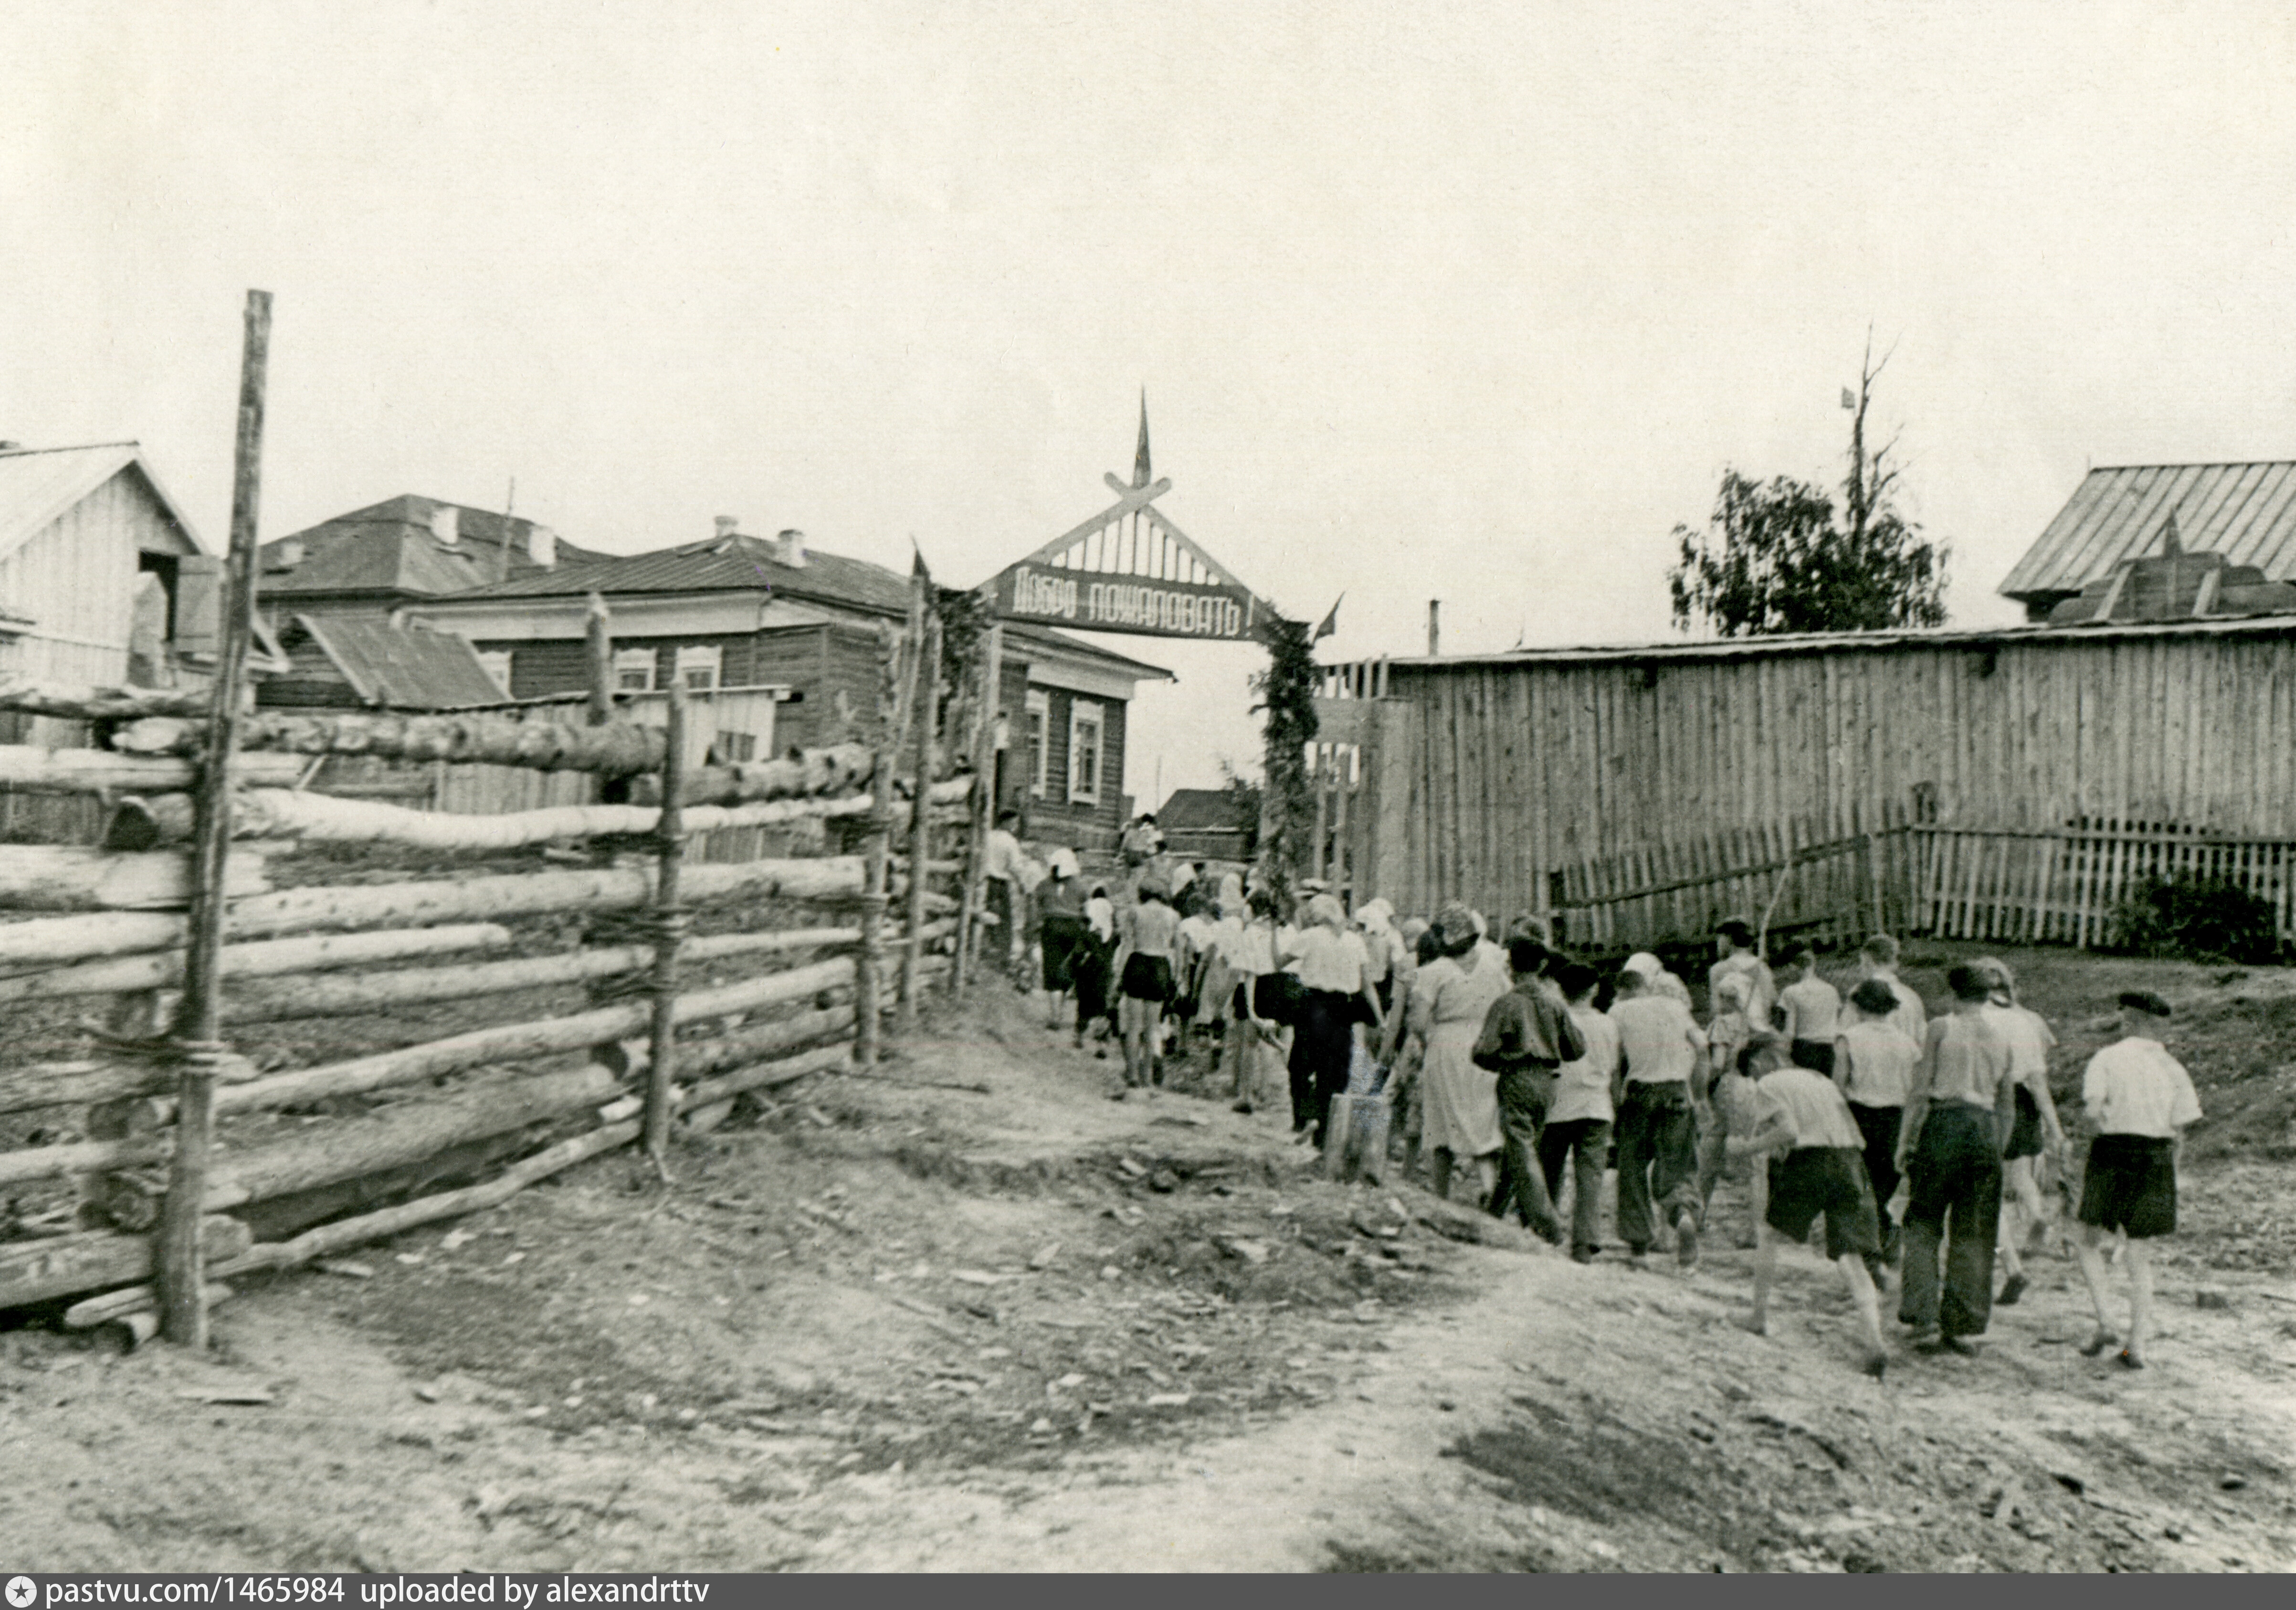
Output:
[2,941,2292,1572]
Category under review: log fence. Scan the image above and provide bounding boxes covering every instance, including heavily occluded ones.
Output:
[0,537,989,1339]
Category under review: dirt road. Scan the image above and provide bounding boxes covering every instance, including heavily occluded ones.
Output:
[5,949,2293,1572]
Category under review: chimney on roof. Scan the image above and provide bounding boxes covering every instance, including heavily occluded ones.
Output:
[527,524,558,569]
[775,528,809,568]
[430,506,460,546]
[714,515,739,540]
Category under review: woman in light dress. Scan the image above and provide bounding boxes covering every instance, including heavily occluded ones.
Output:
[1402,902,1512,1203]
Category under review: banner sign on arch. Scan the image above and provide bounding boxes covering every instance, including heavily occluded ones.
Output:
[994,563,1259,641]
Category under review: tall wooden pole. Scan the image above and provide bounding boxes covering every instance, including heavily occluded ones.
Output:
[158,289,270,1348]
[954,622,1003,996]
[896,612,941,1031]
[642,680,688,1177]
[854,622,909,1067]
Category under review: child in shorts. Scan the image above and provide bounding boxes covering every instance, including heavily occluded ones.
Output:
[1728,1042,1891,1379]
[2072,990,2201,1370]
[1698,1022,1773,1248]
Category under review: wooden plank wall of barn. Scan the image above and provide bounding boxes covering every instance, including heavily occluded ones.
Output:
[1380,630,2296,921]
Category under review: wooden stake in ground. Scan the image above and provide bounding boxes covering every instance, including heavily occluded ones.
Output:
[158,287,270,1349]
[854,622,908,1067]
[953,621,1003,996]
[642,680,689,1178]
[898,609,942,1032]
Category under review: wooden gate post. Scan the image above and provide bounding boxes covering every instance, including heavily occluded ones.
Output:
[896,611,942,1032]
[641,681,688,1177]
[952,622,1002,997]
[158,288,270,1348]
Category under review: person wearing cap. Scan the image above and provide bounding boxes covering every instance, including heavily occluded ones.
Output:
[1726,1034,1891,1379]
[1972,956,2067,1306]
[1033,847,1087,1032]
[1709,919,1778,1032]
[1894,964,2017,1354]
[1278,891,1381,1147]
[1406,902,1510,1202]
[2071,990,2200,1370]
[1609,964,1709,1265]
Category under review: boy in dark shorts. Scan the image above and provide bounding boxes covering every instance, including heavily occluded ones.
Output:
[2072,990,2201,1369]
[1727,1039,1890,1379]
[1777,946,1841,1075]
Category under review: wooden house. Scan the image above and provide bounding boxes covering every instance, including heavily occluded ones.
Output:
[2002,461,2296,621]
[255,495,606,624]
[262,614,513,710]
[405,521,1171,846]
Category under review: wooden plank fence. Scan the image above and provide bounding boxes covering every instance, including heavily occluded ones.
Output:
[1915,821,2296,947]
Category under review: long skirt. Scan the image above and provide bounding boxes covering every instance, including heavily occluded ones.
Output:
[1420,1021,1502,1158]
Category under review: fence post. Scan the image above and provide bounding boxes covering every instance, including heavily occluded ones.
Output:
[953,622,1002,997]
[856,622,910,1066]
[158,288,270,1349]
[641,681,688,1178]
[897,610,942,1032]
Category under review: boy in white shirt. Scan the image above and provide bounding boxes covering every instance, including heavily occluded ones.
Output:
[2072,990,2201,1370]
[1727,1042,1891,1380]
[1609,967,1708,1265]
[1777,946,1842,1075]
[1834,978,1922,1263]
[1709,919,1778,1032]
[1854,933,1927,1049]
[1538,961,1619,1263]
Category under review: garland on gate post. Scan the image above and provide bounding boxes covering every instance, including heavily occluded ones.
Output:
[1252,614,1318,907]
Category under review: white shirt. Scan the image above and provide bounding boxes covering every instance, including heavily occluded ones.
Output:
[2082,1038,2201,1138]
[1835,1019,1920,1108]
[1220,918,1276,977]
[1549,1005,1621,1124]
[983,828,1025,884]
[1868,971,1926,1048]
[1285,926,1368,995]
[1710,952,1777,1030]
[1610,994,1706,1085]
[1983,1003,2056,1091]
[1780,976,1841,1044]
[1756,1065,1866,1151]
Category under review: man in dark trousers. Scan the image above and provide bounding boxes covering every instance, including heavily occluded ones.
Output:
[1473,935,1583,1244]
[1896,963,2016,1354]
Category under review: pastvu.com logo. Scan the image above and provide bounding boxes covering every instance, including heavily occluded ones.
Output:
[7,1575,37,1609]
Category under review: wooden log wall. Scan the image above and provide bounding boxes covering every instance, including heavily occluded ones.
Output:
[1349,622,2296,940]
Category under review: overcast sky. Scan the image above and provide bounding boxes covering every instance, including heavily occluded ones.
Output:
[7,2,2295,804]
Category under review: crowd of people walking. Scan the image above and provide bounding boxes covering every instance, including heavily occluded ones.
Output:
[980,821,2200,1381]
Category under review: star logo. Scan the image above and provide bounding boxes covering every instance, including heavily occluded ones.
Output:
[6,1576,36,1609]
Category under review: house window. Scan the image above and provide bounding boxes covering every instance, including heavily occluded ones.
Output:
[675,644,722,691]
[715,731,758,763]
[1025,689,1050,798]
[1068,699,1103,805]
[475,650,514,697]
[614,648,656,692]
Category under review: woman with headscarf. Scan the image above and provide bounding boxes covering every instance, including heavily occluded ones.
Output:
[1403,903,1511,1201]
[1032,848,1086,1032]
[1278,892,1382,1146]
[1626,950,1696,1009]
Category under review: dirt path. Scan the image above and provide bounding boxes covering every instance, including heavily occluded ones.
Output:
[6,973,2294,1572]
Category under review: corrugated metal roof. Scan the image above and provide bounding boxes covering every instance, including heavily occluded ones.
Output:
[0,442,202,564]
[290,614,510,709]
[1355,613,2296,674]
[2001,462,2296,602]
[260,496,608,600]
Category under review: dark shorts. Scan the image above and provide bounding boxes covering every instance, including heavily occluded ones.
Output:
[1789,1039,1835,1077]
[2004,1085,2044,1160]
[2078,1134,2177,1238]
[1119,953,1175,1003]
[1766,1145,1883,1259]
[1040,913,1085,991]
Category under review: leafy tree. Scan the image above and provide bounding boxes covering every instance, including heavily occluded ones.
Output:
[1248,614,1318,901]
[1668,340,1949,637]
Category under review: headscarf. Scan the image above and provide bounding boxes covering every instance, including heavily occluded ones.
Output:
[1357,897,1395,937]
[1218,871,1245,912]
[1086,885,1114,943]
[1627,951,1695,1007]
[1047,846,1079,880]
[1170,861,1196,895]
[1714,973,1749,1008]
[1307,893,1346,929]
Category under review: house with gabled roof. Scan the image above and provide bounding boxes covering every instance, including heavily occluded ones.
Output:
[404,520,1173,844]
[261,614,513,711]
[0,440,252,740]
[2001,461,2296,621]
[254,494,606,623]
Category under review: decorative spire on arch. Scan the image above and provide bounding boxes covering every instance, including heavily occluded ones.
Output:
[1132,390,1153,489]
